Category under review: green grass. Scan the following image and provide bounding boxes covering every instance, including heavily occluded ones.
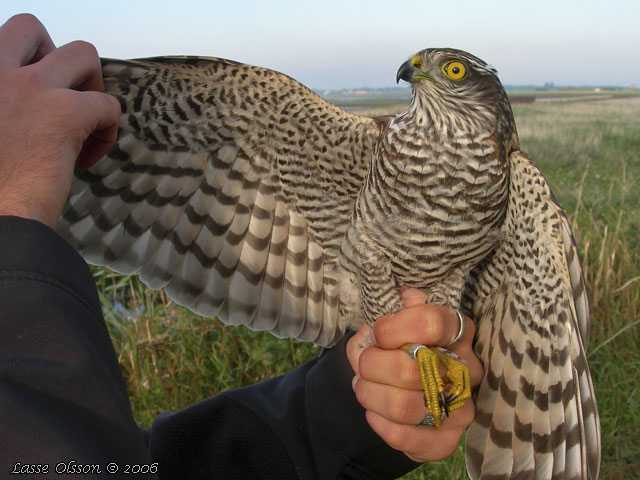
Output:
[95,95,640,479]
[94,272,318,428]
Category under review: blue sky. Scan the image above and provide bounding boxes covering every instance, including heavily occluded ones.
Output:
[2,0,639,89]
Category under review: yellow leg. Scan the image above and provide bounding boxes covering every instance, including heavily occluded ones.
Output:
[401,344,471,428]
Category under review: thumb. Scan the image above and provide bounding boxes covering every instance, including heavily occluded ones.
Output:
[75,91,121,169]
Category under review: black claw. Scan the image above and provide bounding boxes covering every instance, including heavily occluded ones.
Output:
[446,393,458,404]
[439,391,449,417]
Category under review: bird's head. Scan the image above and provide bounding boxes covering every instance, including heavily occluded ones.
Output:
[396,48,497,87]
[396,48,517,145]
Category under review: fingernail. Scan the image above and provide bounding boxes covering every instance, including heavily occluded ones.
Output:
[400,287,427,300]
[368,328,377,346]
[351,374,361,391]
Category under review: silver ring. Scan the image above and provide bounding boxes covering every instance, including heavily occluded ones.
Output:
[445,310,466,347]
[417,411,435,427]
[406,343,428,360]
[416,410,446,427]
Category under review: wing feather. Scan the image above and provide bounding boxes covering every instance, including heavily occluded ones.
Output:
[57,56,380,346]
[464,152,600,479]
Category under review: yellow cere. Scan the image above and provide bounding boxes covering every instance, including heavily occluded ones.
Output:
[410,55,423,70]
[442,61,467,81]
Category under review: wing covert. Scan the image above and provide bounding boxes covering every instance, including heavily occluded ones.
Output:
[57,56,381,346]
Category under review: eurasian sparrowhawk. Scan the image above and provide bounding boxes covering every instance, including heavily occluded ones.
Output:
[57,48,600,479]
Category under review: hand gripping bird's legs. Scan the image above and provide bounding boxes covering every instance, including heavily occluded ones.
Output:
[401,344,471,428]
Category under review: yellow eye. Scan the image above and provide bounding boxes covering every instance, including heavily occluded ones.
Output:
[442,61,466,81]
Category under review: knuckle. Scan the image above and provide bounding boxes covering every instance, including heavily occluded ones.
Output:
[353,379,366,405]
[357,347,375,377]
[388,391,414,421]
[40,91,86,144]
[458,403,476,427]
[373,316,393,342]
[397,360,418,386]
[439,430,462,458]
[409,303,451,344]
[469,356,484,388]
[13,66,45,89]
[378,423,407,451]
[67,40,99,58]
[58,40,100,66]
[50,88,80,111]
[407,430,459,463]
[465,315,477,337]
[7,13,43,30]
[424,313,447,342]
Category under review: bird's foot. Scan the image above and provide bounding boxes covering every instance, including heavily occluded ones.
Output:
[401,344,471,428]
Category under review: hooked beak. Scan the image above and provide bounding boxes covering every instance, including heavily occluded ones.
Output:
[396,59,415,84]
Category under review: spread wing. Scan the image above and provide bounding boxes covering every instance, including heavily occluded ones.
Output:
[57,56,381,347]
[463,152,600,479]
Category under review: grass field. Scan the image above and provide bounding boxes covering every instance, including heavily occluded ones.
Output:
[96,94,640,479]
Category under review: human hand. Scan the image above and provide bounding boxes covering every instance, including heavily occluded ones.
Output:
[346,288,484,463]
[0,14,120,228]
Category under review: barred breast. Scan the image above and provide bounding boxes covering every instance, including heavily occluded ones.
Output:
[339,107,510,324]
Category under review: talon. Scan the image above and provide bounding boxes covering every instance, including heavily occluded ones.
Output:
[447,392,458,404]
[439,391,449,417]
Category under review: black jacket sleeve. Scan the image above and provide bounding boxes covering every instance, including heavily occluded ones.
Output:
[0,216,153,474]
[0,216,419,479]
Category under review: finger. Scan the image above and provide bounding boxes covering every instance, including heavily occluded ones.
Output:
[354,376,426,425]
[345,324,371,375]
[365,402,475,462]
[396,287,476,352]
[398,287,429,307]
[74,91,121,169]
[373,300,483,387]
[359,346,423,390]
[0,14,55,67]
[33,40,104,92]
[373,302,466,350]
